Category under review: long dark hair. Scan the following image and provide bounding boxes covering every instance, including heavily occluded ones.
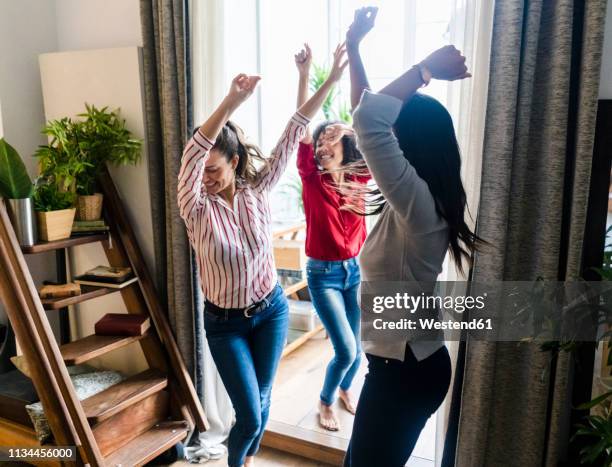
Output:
[194,120,268,185]
[343,93,484,273]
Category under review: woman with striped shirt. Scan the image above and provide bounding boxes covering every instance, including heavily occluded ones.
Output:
[178,68,344,467]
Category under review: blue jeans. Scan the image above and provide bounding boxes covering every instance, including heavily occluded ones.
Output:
[204,283,288,467]
[306,257,362,406]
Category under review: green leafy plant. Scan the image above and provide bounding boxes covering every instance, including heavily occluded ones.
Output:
[0,138,34,199]
[536,225,612,465]
[32,179,76,212]
[309,63,351,124]
[283,173,304,213]
[310,63,337,120]
[35,118,93,193]
[337,101,353,125]
[571,404,612,466]
[75,104,142,194]
[34,104,142,196]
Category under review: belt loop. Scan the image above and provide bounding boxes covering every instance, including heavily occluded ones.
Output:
[224,309,228,321]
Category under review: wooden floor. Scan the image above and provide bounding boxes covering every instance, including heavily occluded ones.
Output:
[171,330,436,467]
[170,446,332,466]
[268,330,436,463]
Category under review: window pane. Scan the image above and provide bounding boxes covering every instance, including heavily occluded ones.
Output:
[259,0,329,152]
[416,0,452,23]
[339,0,407,79]
[223,0,259,141]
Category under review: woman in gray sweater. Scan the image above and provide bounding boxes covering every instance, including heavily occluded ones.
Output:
[343,7,482,466]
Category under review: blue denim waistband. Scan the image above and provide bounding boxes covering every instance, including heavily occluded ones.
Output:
[307,257,358,268]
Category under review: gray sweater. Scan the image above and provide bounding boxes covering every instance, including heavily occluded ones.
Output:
[353,91,449,362]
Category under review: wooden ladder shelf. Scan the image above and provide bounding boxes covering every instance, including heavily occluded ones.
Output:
[0,168,208,466]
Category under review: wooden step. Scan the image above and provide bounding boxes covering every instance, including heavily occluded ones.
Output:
[21,233,109,254]
[82,369,168,424]
[60,333,148,365]
[42,285,121,310]
[92,390,169,457]
[103,420,189,467]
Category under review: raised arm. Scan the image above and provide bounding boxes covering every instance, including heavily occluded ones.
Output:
[256,47,348,191]
[298,43,347,120]
[353,46,470,227]
[295,43,313,144]
[380,45,470,102]
[346,7,377,111]
[178,74,260,222]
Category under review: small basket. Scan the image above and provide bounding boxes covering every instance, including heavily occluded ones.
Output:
[76,193,103,221]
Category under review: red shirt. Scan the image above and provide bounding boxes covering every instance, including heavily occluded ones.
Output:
[297,142,369,261]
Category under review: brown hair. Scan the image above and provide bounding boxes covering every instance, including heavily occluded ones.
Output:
[207,120,269,185]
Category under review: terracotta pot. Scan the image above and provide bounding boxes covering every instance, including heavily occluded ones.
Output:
[76,193,103,221]
[37,208,76,241]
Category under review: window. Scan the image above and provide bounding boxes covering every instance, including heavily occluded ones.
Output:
[219,0,458,222]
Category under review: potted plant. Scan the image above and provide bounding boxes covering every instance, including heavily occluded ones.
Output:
[35,105,142,222]
[32,177,76,241]
[0,138,37,246]
[74,104,141,220]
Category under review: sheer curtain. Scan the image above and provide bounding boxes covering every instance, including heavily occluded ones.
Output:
[436,1,494,465]
[184,0,234,461]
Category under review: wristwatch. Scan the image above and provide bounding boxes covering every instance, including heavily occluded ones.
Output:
[417,63,432,87]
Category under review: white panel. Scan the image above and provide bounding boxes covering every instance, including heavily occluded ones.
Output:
[55,0,142,51]
[39,47,153,374]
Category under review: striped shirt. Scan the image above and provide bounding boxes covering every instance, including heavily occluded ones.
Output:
[178,112,309,308]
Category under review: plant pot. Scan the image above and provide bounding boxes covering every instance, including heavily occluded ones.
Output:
[76,193,103,221]
[37,208,76,241]
[6,198,37,246]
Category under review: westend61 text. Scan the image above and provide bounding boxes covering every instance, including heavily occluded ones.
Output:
[372,318,493,330]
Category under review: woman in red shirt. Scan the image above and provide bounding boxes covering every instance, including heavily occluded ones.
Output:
[294,43,369,431]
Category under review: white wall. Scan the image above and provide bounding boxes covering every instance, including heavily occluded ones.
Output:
[599,0,612,99]
[55,0,142,51]
[0,0,61,332]
[0,1,150,367]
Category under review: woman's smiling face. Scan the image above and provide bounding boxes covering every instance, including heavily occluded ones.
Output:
[315,125,345,170]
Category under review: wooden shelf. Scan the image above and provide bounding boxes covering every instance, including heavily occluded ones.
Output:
[41,285,122,310]
[60,333,148,365]
[82,369,167,425]
[282,325,324,358]
[272,222,306,240]
[283,279,307,297]
[21,233,109,254]
[103,420,189,467]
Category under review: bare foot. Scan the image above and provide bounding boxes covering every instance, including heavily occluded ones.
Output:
[318,400,340,431]
[244,455,255,467]
[339,389,357,415]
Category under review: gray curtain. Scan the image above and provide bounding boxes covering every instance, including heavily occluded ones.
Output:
[448,1,608,466]
[140,0,197,374]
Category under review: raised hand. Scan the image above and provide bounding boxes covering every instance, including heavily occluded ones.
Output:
[346,6,378,49]
[328,43,349,82]
[421,45,471,81]
[295,43,312,77]
[318,123,354,147]
[227,74,261,106]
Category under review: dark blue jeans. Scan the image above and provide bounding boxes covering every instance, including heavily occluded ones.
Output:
[204,283,288,467]
[344,345,452,467]
[306,257,362,405]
